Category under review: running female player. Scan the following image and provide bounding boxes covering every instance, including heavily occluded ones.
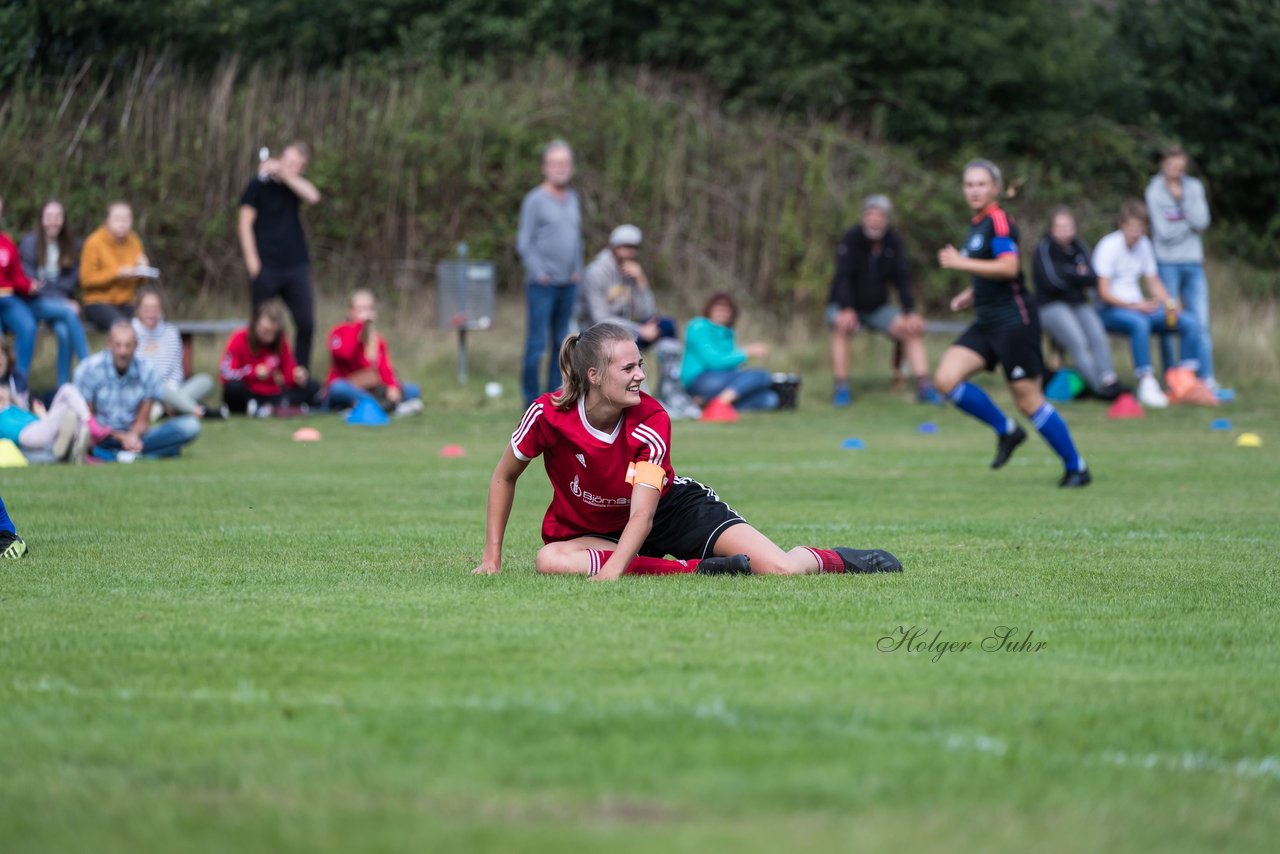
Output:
[473,322,902,580]
[934,159,1090,488]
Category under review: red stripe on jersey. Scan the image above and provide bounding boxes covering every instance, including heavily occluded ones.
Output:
[990,206,1011,237]
[1012,283,1030,325]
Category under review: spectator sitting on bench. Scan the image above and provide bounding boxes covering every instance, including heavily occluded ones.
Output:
[1092,200,1211,408]
[219,301,321,416]
[325,289,422,415]
[0,193,39,380]
[132,287,220,419]
[576,224,694,416]
[18,199,90,387]
[1032,206,1123,400]
[827,195,940,406]
[74,320,200,461]
[79,202,152,332]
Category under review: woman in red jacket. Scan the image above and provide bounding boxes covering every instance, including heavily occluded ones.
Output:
[0,194,38,378]
[219,301,321,416]
[325,289,422,414]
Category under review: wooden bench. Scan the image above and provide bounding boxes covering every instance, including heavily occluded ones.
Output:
[175,319,243,379]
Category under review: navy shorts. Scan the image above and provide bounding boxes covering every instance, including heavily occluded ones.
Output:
[603,476,748,560]
[954,320,1044,382]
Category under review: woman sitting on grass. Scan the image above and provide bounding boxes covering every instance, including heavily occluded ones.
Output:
[219,301,321,416]
[680,292,778,422]
[132,287,220,419]
[473,322,902,580]
[0,338,95,463]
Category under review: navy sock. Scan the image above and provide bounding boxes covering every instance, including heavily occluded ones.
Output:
[1031,402,1084,472]
[0,495,14,535]
[948,382,1015,436]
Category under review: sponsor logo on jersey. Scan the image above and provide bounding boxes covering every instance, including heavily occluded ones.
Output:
[570,474,629,507]
[967,233,984,252]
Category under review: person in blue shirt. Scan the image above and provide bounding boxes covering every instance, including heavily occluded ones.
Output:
[74,320,200,462]
[934,160,1090,488]
[680,292,778,422]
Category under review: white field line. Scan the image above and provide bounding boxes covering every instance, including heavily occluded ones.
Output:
[10,678,1279,781]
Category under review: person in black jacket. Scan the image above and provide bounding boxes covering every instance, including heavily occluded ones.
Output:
[826,195,940,406]
[1033,207,1121,399]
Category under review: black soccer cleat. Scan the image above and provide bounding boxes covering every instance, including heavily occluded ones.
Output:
[833,547,902,574]
[696,554,753,576]
[0,530,28,560]
[991,425,1028,469]
[1059,468,1092,488]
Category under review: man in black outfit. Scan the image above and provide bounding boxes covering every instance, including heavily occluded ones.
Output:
[238,141,322,369]
[827,194,940,406]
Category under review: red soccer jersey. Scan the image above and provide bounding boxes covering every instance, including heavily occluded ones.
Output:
[512,391,676,543]
[326,321,399,389]
[219,327,299,396]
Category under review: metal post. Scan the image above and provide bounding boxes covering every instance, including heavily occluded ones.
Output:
[457,328,468,385]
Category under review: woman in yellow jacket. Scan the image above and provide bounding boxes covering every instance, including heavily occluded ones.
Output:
[79,202,151,331]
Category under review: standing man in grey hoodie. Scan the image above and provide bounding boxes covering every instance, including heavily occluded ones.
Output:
[1145,145,1217,389]
[517,140,583,405]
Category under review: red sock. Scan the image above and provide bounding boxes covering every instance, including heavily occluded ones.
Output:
[804,548,846,574]
[588,550,698,576]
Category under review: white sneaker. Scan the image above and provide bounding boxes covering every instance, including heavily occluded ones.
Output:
[394,398,424,417]
[1136,374,1169,409]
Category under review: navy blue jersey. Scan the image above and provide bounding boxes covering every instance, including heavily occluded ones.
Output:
[962,205,1031,329]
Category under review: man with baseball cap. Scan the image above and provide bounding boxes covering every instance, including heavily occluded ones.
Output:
[577,224,695,416]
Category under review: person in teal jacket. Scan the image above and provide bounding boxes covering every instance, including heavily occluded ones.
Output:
[681,292,778,421]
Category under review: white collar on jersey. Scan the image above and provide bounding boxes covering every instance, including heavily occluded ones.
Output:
[578,396,623,443]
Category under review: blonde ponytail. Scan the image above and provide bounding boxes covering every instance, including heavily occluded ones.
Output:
[550,322,633,410]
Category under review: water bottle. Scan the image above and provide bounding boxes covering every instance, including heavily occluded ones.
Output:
[1165,300,1178,329]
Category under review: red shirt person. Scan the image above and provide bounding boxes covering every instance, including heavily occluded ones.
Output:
[324,289,421,411]
[474,322,903,580]
[0,193,38,377]
[219,301,319,415]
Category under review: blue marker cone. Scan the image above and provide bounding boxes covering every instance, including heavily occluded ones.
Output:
[918,422,939,434]
[841,438,865,450]
[1210,418,1232,431]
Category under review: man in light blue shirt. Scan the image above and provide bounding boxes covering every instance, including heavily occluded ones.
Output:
[74,320,200,461]
[517,140,583,404]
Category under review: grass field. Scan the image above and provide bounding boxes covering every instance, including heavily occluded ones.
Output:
[2,380,1278,853]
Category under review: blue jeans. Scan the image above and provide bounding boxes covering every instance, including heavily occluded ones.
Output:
[0,296,37,376]
[326,379,421,409]
[1099,305,1201,377]
[97,415,201,459]
[522,282,576,404]
[1157,262,1213,381]
[25,297,90,386]
[688,369,779,411]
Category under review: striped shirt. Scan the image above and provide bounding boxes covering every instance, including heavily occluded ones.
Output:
[132,319,185,387]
